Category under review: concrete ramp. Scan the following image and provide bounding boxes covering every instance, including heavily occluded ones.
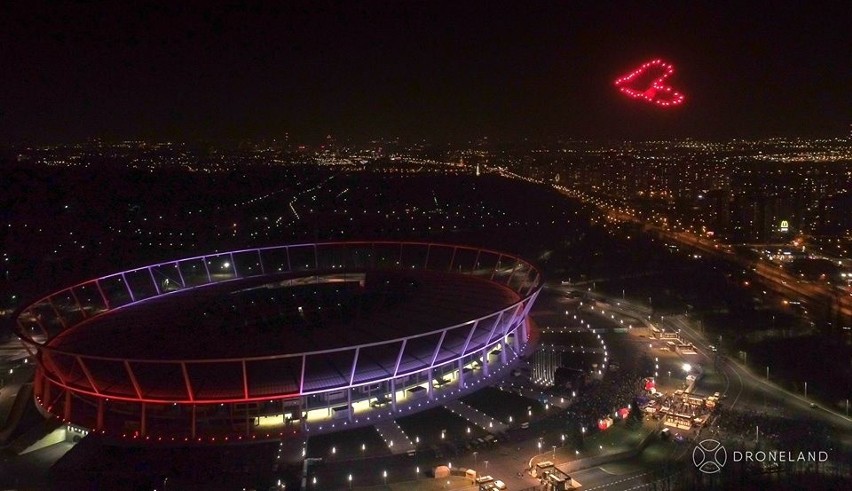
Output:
[8,415,64,455]
[0,383,33,444]
[373,420,416,454]
[444,400,507,433]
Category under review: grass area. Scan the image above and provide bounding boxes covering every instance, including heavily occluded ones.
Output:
[397,407,490,448]
[538,331,599,347]
[461,387,544,422]
[307,425,390,461]
[356,475,478,490]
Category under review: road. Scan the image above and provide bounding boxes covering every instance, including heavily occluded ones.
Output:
[666,315,852,433]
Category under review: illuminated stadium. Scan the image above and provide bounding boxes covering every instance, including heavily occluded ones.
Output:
[13,242,542,443]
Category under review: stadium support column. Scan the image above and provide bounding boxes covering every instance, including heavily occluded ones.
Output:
[140,403,147,437]
[427,368,434,400]
[191,405,197,439]
[347,388,353,423]
[458,359,465,387]
[391,379,397,411]
[64,390,72,420]
[97,399,104,430]
[482,348,490,376]
[43,378,51,408]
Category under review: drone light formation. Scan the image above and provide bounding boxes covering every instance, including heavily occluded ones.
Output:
[614,59,685,108]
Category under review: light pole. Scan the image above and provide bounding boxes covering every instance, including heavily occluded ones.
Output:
[552,445,557,459]
[382,470,387,488]
[348,474,352,489]
[473,451,478,469]
[766,366,769,380]
[805,381,808,399]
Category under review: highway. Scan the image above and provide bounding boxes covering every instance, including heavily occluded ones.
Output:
[666,315,852,434]
[554,185,852,324]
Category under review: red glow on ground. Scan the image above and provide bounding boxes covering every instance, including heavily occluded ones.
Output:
[614,59,685,108]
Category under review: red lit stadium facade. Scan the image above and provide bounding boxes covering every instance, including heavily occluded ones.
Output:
[14,242,541,443]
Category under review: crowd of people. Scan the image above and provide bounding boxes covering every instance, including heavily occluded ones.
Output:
[563,366,646,435]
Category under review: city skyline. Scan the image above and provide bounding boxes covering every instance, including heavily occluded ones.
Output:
[2,1,850,144]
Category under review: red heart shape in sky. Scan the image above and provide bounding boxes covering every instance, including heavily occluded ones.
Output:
[614,59,685,108]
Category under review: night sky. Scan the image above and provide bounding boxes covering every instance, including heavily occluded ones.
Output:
[1,1,850,144]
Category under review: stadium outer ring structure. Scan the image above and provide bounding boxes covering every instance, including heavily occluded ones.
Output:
[13,241,542,443]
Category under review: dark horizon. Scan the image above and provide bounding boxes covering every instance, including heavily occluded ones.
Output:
[1,1,850,145]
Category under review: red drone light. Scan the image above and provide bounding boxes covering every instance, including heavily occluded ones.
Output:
[614,59,685,108]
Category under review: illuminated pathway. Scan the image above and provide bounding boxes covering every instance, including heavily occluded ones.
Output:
[443,400,508,433]
[373,420,416,455]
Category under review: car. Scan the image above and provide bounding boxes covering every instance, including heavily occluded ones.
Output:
[475,475,495,484]
[493,479,508,490]
[810,403,817,408]
[709,345,717,352]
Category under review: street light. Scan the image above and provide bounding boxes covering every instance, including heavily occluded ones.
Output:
[473,451,478,468]
[383,470,388,487]
[348,474,352,489]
